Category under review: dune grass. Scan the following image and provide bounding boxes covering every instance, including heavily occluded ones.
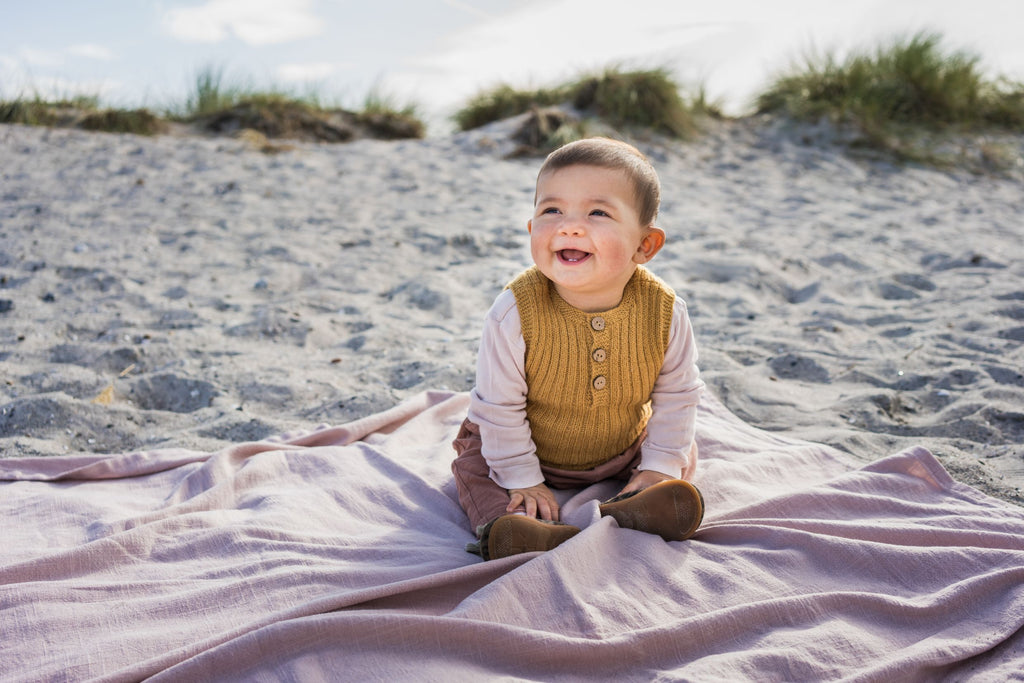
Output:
[180,65,240,118]
[571,69,698,138]
[0,95,97,126]
[453,67,715,143]
[172,65,425,140]
[0,65,425,141]
[453,84,568,132]
[3,36,1020,163]
[354,88,425,139]
[757,32,1024,161]
[172,65,327,119]
[78,108,167,135]
[0,94,165,135]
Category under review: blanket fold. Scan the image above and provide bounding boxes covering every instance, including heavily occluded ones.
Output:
[2,391,1022,681]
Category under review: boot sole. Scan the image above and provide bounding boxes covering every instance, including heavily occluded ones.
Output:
[486,515,581,560]
[599,480,704,542]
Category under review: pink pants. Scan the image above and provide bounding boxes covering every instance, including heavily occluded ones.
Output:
[450,418,646,531]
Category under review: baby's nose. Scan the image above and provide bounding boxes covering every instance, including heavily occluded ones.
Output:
[559,217,586,235]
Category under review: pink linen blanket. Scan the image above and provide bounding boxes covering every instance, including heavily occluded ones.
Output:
[2,391,1023,682]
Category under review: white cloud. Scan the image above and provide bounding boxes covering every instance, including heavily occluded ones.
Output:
[276,62,347,82]
[163,0,323,45]
[67,44,116,61]
[19,47,64,67]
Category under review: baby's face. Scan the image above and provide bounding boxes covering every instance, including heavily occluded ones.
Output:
[528,164,660,312]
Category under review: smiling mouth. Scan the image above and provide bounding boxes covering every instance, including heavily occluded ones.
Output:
[558,249,591,263]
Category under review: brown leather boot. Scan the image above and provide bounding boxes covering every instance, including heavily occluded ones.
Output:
[479,514,581,560]
[599,479,704,541]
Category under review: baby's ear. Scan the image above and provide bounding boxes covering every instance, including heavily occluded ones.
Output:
[633,226,666,264]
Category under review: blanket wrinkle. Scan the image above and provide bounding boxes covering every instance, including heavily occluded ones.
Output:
[114,560,537,683]
[861,445,953,488]
[0,448,212,482]
[3,390,1024,681]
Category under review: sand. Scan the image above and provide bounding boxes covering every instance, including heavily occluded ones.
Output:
[1,116,1022,506]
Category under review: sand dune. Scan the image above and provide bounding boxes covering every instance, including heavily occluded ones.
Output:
[1,116,1021,505]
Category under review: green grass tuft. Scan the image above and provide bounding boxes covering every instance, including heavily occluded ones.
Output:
[183,65,239,117]
[177,65,426,140]
[0,94,162,135]
[356,88,425,139]
[571,68,697,138]
[453,84,568,132]
[78,108,166,136]
[0,95,98,127]
[757,31,1024,155]
[979,78,1024,129]
[453,67,706,139]
[0,64,425,141]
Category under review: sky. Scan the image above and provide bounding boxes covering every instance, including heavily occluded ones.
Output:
[2,0,1023,131]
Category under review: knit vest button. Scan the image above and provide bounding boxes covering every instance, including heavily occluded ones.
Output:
[592,375,607,390]
[590,316,605,331]
[592,348,607,362]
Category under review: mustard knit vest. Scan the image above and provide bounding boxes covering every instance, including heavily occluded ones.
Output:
[508,265,676,470]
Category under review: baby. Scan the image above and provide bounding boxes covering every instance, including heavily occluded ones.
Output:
[452,137,705,560]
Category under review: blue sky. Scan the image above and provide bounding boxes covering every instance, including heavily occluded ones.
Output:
[2,0,1023,127]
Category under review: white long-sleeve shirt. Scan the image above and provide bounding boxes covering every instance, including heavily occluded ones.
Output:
[468,288,704,489]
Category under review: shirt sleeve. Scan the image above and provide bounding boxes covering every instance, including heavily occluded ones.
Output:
[639,296,705,479]
[467,290,545,489]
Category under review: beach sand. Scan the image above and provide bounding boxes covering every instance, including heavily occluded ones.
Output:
[1,116,1022,505]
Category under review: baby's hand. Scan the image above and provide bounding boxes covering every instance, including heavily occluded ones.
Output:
[507,483,560,521]
[617,469,674,497]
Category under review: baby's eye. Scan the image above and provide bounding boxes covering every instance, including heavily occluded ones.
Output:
[590,209,610,217]
[541,207,561,215]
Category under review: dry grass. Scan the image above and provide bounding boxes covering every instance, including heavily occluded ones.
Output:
[453,67,715,143]
[1,96,165,135]
[0,65,425,142]
[757,32,1024,164]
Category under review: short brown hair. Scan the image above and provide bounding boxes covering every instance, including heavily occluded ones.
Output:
[536,137,661,226]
